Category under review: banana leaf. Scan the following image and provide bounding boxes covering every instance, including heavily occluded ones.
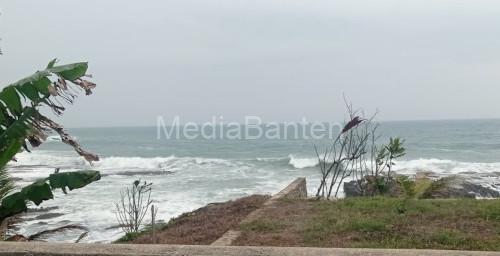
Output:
[0,170,101,221]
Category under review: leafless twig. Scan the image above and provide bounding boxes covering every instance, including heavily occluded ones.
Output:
[115,180,154,234]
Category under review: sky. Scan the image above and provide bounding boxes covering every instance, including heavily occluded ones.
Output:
[0,0,500,127]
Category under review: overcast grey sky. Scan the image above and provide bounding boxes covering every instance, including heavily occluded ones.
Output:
[1,0,500,127]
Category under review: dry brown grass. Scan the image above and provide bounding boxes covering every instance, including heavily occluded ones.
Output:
[127,194,269,245]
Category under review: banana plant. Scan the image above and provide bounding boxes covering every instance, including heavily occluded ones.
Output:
[0,168,13,202]
[0,170,101,220]
[0,59,99,166]
[0,60,101,223]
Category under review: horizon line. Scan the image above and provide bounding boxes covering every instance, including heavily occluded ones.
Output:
[64,117,500,129]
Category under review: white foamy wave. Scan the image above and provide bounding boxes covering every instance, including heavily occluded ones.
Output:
[288,155,318,169]
[422,147,482,154]
[47,135,61,142]
[9,151,243,176]
[11,151,87,168]
[96,155,238,174]
[394,158,500,175]
[46,135,78,142]
[286,155,500,177]
[255,157,286,162]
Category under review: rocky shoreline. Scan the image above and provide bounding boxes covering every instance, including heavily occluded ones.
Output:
[344,172,500,199]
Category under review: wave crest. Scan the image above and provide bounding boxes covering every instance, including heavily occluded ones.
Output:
[288,155,318,169]
[10,152,240,176]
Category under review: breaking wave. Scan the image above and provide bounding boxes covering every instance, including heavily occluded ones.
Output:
[288,155,318,169]
[9,151,242,177]
[10,151,500,181]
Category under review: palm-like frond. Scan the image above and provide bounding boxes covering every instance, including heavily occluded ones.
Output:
[0,167,14,201]
[0,59,99,169]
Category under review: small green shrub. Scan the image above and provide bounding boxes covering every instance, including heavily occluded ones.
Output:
[115,232,141,242]
[397,176,416,198]
[375,177,389,195]
[395,200,408,214]
[420,177,454,199]
[414,178,433,197]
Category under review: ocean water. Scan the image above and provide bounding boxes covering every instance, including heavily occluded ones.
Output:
[6,119,500,243]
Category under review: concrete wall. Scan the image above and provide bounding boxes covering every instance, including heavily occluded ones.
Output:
[0,242,498,256]
[277,177,307,199]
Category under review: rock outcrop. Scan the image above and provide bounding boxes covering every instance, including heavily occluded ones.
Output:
[420,176,500,199]
[344,173,500,199]
[343,175,403,197]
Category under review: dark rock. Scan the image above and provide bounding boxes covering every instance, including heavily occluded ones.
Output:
[343,180,363,197]
[421,176,500,199]
[0,215,22,236]
[462,182,500,198]
[5,234,28,242]
[22,211,64,221]
[345,174,500,199]
[34,213,64,220]
[344,175,403,197]
[27,206,59,213]
[105,224,132,230]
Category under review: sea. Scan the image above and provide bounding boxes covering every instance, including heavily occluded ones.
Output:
[6,119,500,243]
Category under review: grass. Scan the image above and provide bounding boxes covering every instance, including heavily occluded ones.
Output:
[240,220,286,233]
[414,177,434,197]
[234,197,500,251]
[114,222,169,243]
[115,232,142,243]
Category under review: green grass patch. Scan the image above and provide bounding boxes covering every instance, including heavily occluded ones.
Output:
[302,197,500,250]
[240,220,286,233]
[347,219,388,232]
[115,231,142,243]
[114,222,168,243]
[414,178,433,197]
[236,197,500,250]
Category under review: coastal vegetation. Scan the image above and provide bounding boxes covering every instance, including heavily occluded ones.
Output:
[0,60,100,227]
[315,101,406,199]
[115,180,156,237]
[0,169,13,206]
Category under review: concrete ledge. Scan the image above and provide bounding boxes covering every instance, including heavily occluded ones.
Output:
[0,242,499,256]
[241,177,307,224]
[210,230,241,246]
[273,177,307,199]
